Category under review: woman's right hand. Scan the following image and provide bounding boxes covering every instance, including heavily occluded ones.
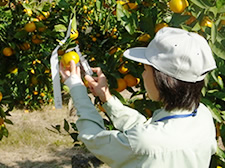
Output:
[85,67,112,103]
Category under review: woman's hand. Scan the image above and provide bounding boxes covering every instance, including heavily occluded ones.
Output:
[85,67,112,103]
[59,60,83,85]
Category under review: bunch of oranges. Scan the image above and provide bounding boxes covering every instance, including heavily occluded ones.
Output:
[115,74,140,92]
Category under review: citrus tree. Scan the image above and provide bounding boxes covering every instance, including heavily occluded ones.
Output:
[0,0,225,166]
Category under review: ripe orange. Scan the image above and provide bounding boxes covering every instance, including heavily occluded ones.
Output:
[70,29,79,40]
[32,35,42,44]
[138,33,151,42]
[9,66,18,74]
[124,74,139,87]
[109,46,118,55]
[20,42,30,50]
[127,2,138,10]
[25,22,36,32]
[0,92,2,102]
[38,11,50,20]
[115,78,127,92]
[62,51,80,67]
[38,26,46,32]
[33,91,38,95]
[169,0,189,13]
[200,17,212,28]
[118,64,129,74]
[40,93,45,97]
[92,37,97,42]
[155,23,168,33]
[3,47,13,56]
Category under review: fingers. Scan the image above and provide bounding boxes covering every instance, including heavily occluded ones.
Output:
[85,75,97,87]
[91,67,104,77]
[59,61,66,81]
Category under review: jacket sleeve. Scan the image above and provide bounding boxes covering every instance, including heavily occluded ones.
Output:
[103,96,147,131]
[69,85,137,167]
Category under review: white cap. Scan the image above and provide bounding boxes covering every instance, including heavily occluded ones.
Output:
[124,27,217,82]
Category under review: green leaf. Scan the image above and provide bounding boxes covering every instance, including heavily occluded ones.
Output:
[54,24,67,32]
[189,0,210,8]
[71,8,77,31]
[64,119,69,132]
[170,13,190,27]
[116,3,136,35]
[209,41,225,60]
[14,30,27,39]
[96,0,102,10]
[2,127,8,137]
[0,108,6,118]
[211,22,217,44]
[217,147,225,162]
[4,119,13,125]
[51,124,61,133]
[201,98,223,122]
[216,0,225,10]
[110,89,126,104]
[70,133,78,142]
[221,124,225,146]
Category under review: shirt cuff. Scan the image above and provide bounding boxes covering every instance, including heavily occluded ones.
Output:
[64,75,83,90]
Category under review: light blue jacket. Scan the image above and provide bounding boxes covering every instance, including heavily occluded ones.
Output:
[67,80,217,168]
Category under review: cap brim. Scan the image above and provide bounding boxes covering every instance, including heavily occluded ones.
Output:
[123,47,151,65]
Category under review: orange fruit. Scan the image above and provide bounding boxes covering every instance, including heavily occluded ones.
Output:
[38,26,46,32]
[32,35,42,44]
[92,37,97,42]
[33,91,38,95]
[3,47,13,56]
[24,22,36,32]
[200,17,212,28]
[83,5,88,10]
[38,11,50,20]
[0,92,2,102]
[70,29,79,40]
[40,93,45,97]
[138,33,151,42]
[20,42,30,50]
[57,49,65,55]
[62,51,80,67]
[109,46,118,55]
[145,108,152,117]
[169,0,189,13]
[9,66,18,74]
[127,2,138,10]
[115,78,127,92]
[118,64,129,74]
[155,23,168,33]
[124,74,139,87]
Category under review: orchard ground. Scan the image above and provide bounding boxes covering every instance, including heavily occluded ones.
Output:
[0,103,111,168]
[0,89,136,168]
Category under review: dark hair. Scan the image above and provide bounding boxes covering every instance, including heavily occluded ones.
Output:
[152,68,204,111]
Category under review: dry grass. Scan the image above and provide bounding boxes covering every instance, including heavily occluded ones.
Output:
[0,105,78,168]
